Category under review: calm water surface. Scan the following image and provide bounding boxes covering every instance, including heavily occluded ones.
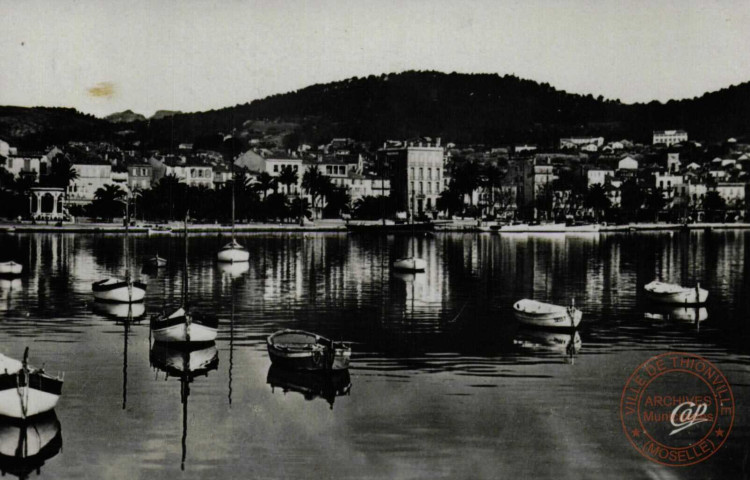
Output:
[0,231,749,479]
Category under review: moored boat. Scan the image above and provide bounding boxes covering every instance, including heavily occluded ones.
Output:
[0,350,63,419]
[0,262,22,277]
[512,299,582,329]
[0,410,62,479]
[392,257,426,272]
[644,281,708,304]
[151,307,218,344]
[267,330,351,371]
[92,278,146,303]
[217,240,249,263]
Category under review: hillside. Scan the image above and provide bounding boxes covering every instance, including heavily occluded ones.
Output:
[3,71,750,150]
[105,109,147,123]
[0,106,112,149]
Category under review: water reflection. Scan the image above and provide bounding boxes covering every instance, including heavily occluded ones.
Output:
[0,279,22,312]
[267,365,351,409]
[0,411,62,479]
[644,305,708,323]
[514,329,582,362]
[149,342,219,471]
[91,301,146,320]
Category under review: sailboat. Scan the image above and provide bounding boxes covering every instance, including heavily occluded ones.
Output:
[92,198,146,302]
[217,147,249,263]
[150,342,218,471]
[392,225,426,272]
[150,215,218,344]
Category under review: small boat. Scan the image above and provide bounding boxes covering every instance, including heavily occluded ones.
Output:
[92,278,146,303]
[392,257,426,272]
[151,215,218,344]
[0,411,62,479]
[267,330,351,371]
[0,349,63,419]
[0,262,22,277]
[145,254,168,268]
[267,365,351,409]
[147,226,172,236]
[644,281,708,304]
[217,239,249,263]
[513,299,582,329]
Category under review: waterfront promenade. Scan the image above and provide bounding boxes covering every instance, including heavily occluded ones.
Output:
[1,219,749,233]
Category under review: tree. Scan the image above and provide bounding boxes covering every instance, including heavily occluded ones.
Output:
[278,165,299,195]
[302,166,325,219]
[352,195,393,220]
[48,156,78,194]
[453,161,481,208]
[703,191,727,222]
[584,184,611,222]
[480,164,505,216]
[436,183,463,217]
[644,188,666,222]
[90,184,126,221]
[322,186,351,218]
[264,192,291,221]
[620,179,645,222]
[255,172,277,200]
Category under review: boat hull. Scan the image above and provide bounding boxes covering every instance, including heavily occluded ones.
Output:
[392,257,426,272]
[151,310,218,344]
[217,247,250,263]
[92,279,146,303]
[267,330,351,371]
[0,262,22,276]
[513,299,582,329]
[0,373,63,419]
[644,282,708,304]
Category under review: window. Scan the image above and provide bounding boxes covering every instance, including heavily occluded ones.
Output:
[293,165,298,171]
[273,165,279,172]
[428,168,432,180]
[419,182,423,194]
[410,167,414,178]
[419,167,423,179]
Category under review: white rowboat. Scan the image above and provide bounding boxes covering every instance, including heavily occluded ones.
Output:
[91,278,146,303]
[0,351,63,419]
[644,281,708,304]
[513,299,582,329]
[217,240,249,263]
[151,307,218,344]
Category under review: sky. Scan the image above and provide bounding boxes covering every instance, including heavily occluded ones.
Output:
[2,0,750,118]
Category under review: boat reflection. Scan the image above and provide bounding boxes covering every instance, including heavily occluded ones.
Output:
[92,301,146,320]
[0,411,62,479]
[644,305,708,323]
[514,329,582,361]
[0,278,22,312]
[150,342,219,470]
[267,365,351,409]
[217,261,249,278]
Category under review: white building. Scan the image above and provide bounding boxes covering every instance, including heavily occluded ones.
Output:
[1,153,42,179]
[618,156,639,171]
[378,139,445,215]
[68,160,114,205]
[667,153,681,173]
[587,169,614,187]
[715,182,746,206]
[559,137,604,149]
[653,130,688,146]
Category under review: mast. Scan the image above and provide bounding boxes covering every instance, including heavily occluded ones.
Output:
[231,155,236,242]
[183,212,189,310]
[125,195,132,302]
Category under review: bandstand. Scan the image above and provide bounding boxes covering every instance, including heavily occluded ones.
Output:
[29,187,67,221]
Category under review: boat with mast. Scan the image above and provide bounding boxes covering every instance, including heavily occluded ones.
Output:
[92,197,146,303]
[0,348,63,419]
[151,214,219,344]
[217,138,249,263]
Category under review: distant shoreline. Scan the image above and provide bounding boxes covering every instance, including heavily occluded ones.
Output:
[1,220,750,234]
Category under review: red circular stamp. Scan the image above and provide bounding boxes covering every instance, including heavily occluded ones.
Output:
[620,352,734,466]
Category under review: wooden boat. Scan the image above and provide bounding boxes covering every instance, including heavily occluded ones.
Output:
[151,216,218,344]
[92,278,146,303]
[644,281,708,304]
[267,365,351,408]
[145,254,167,268]
[392,257,426,272]
[0,262,22,277]
[513,299,582,329]
[92,204,146,303]
[151,307,218,344]
[0,411,62,479]
[267,330,351,371]
[217,239,249,263]
[0,349,63,419]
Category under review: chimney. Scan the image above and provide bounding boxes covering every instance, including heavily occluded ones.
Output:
[436,137,441,147]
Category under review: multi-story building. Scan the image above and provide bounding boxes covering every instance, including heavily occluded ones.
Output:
[559,137,604,150]
[521,157,558,214]
[653,130,688,146]
[587,169,614,187]
[68,159,114,205]
[127,163,153,190]
[1,153,42,179]
[715,182,747,207]
[378,139,444,216]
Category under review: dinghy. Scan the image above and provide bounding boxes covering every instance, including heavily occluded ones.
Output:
[644,281,708,304]
[217,239,249,263]
[0,411,62,478]
[513,299,582,329]
[0,349,63,419]
[0,262,22,277]
[92,278,146,303]
[267,330,351,371]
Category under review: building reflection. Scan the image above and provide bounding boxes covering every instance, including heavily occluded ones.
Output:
[0,411,62,479]
[150,342,219,471]
[0,278,22,312]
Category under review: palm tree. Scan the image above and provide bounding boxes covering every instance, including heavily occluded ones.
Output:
[302,166,325,219]
[278,165,299,195]
[92,184,126,221]
[255,172,277,201]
